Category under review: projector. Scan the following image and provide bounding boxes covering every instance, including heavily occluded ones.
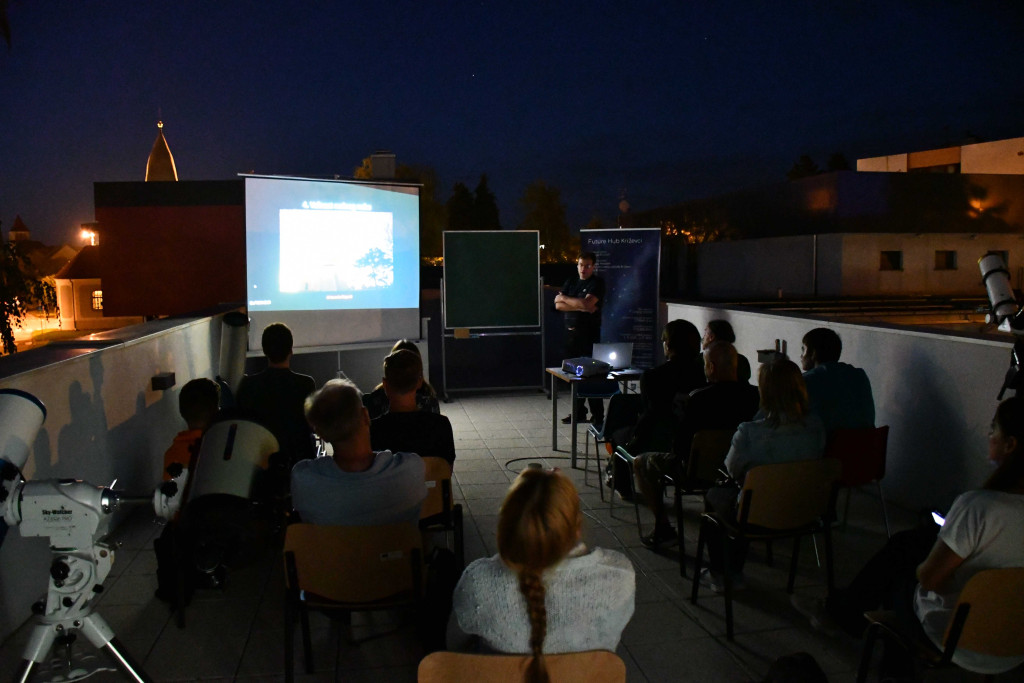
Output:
[561,357,612,378]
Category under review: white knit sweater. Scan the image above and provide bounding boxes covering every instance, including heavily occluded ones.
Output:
[448,545,635,653]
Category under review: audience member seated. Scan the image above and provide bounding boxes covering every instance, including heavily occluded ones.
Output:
[634,342,759,548]
[700,359,825,591]
[236,322,317,465]
[371,349,456,468]
[363,339,441,419]
[448,468,635,667]
[799,327,875,433]
[162,378,221,493]
[154,378,221,600]
[618,319,706,453]
[793,396,1024,679]
[291,378,425,525]
[702,319,752,383]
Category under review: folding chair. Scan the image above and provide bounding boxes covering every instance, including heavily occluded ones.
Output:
[669,429,735,577]
[418,649,626,683]
[690,458,842,640]
[824,425,891,536]
[420,456,465,570]
[283,523,423,682]
[857,567,1024,682]
[584,393,642,500]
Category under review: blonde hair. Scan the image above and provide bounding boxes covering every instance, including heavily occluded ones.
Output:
[303,378,364,443]
[497,469,582,683]
[758,359,809,427]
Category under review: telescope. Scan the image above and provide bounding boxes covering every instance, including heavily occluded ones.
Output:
[979,254,1024,399]
[0,389,153,683]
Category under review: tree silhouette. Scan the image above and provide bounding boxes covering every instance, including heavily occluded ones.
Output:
[354,247,392,286]
[0,227,58,354]
[787,155,821,180]
[446,182,475,231]
[518,180,572,263]
[472,174,501,230]
[826,152,851,171]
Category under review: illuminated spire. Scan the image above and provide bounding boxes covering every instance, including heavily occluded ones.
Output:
[145,120,178,181]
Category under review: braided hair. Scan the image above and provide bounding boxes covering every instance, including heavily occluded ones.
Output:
[497,469,582,683]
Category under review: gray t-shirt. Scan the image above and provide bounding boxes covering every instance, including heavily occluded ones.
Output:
[290,450,425,525]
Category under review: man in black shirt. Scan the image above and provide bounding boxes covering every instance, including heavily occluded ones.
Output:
[370,349,456,468]
[236,323,317,466]
[554,251,606,425]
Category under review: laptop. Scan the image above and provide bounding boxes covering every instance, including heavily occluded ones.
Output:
[592,342,633,370]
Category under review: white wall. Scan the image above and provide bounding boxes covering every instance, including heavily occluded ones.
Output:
[857,154,908,172]
[666,302,1009,515]
[0,314,224,640]
[961,137,1024,174]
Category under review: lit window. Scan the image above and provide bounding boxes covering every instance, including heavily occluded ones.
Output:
[91,290,103,311]
[879,251,903,271]
[934,250,957,270]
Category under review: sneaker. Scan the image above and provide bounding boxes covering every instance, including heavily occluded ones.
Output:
[640,525,677,549]
[698,567,746,593]
[790,594,840,636]
[561,414,589,424]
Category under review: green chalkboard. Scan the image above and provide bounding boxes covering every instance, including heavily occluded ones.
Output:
[443,231,540,328]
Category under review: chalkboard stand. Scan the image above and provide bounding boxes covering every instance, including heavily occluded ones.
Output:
[439,279,545,399]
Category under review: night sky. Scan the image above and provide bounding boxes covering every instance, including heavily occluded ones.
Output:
[2,1,1024,246]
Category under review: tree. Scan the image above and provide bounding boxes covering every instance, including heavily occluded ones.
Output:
[518,180,572,263]
[472,174,501,230]
[354,247,392,286]
[787,155,821,180]
[826,152,851,172]
[352,156,373,179]
[446,182,475,232]
[0,228,58,354]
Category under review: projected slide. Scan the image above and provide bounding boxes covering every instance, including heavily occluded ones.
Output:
[245,176,419,312]
[279,208,394,293]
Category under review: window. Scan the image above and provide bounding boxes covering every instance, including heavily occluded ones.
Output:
[879,251,903,271]
[934,250,957,270]
[91,290,103,311]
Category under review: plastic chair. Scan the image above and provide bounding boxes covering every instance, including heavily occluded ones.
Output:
[283,522,423,682]
[584,393,642,500]
[857,567,1024,682]
[420,456,465,570]
[669,429,735,577]
[609,418,685,540]
[418,649,626,683]
[690,458,842,640]
[824,425,890,537]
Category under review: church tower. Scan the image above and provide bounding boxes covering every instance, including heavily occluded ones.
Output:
[145,120,178,181]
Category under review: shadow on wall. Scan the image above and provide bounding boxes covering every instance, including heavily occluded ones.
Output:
[885,349,971,512]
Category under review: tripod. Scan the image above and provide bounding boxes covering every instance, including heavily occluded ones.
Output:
[13,545,152,683]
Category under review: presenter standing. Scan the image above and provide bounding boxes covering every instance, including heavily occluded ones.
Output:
[554,251,606,427]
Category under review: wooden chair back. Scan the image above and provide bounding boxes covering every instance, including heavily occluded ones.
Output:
[283,522,422,604]
[945,567,1024,657]
[738,458,841,530]
[421,456,454,520]
[685,429,735,484]
[418,650,626,683]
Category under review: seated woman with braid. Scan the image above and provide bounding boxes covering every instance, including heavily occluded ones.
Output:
[448,468,635,680]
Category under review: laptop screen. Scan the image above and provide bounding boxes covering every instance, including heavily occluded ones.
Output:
[592,342,633,370]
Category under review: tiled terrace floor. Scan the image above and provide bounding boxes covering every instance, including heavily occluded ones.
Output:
[0,392,1007,682]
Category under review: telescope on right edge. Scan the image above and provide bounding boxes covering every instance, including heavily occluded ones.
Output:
[979,254,1024,399]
